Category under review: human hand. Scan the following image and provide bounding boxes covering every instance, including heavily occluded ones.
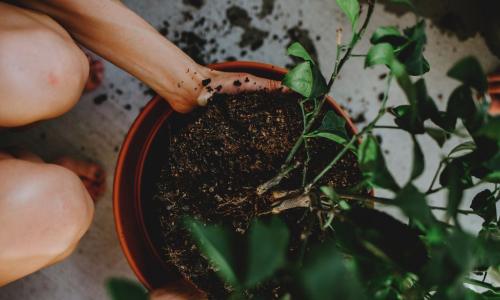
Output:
[149,279,207,300]
[163,66,284,113]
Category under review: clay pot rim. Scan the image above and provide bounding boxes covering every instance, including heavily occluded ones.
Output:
[113,60,360,290]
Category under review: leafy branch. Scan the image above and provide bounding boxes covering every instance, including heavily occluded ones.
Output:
[256,0,376,195]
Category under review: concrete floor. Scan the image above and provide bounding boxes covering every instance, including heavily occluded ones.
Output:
[0,0,498,299]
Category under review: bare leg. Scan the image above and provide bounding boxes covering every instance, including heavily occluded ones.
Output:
[0,3,103,285]
[0,152,95,286]
[0,2,90,127]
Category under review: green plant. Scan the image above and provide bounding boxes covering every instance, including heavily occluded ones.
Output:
[184,0,500,299]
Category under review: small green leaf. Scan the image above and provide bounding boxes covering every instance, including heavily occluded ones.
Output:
[300,241,366,300]
[470,189,498,224]
[448,141,476,157]
[485,171,500,183]
[370,26,406,45]
[283,62,327,98]
[398,21,430,76]
[395,184,434,226]
[425,127,449,147]
[390,0,416,10]
[320,185,340,202]
[245,217,290,287]
[319,111,348,138]
[335,0,360,29]
[410,136,424,180]
[359,135,399,191]
[365,43,396,68]
[448,56,488,93]
[287,42,314,62]
[283,62,313,98]
[447,85,476,120]
[477,116,500,141]
[309,132,357,152]
[185,219,239,286]
[390,105,424,134]
[106,278,148,300]
[445,161,465,217]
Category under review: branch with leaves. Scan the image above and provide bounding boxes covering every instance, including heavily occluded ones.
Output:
[109,0,500,299]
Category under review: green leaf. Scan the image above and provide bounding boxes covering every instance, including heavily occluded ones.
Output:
[447,85,476,120]
[283,61,327,98]
[448,56,488,93]
[390,105,424,134]
[309,132,357,152]
[319,111,348,137]
[320,186,340,202]
[395,184,434,226]
[425,127,450,147]
[370,26,406,45]
[339,207,429,273]
[485,171,500,183]
[445,161,465,218]
[300,241,366,300]
[398,21,430,76]
[359,135,399,191]
[365,43,396,68]
[471,189,498,224]
[410,136,424,180]
[287,42,314,62]
[106,278,148,300]
[245,217,290,287]
[335,0,360,29]
[448,141,477,157]
[185,219,239,286]
[390,0,416,10]
[477,116,500,141]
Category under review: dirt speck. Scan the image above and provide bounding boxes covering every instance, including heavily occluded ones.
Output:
[93,94,108,105]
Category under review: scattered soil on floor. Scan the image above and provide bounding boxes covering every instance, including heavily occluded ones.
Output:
[152,91,362,299]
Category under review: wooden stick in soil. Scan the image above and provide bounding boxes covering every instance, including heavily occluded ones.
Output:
[256,1,376,196]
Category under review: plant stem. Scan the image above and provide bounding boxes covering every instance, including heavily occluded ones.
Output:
[256,1,376,195]
[428,205,475,215]
[373,125,400,129]
[306,74,393,190]
[426,160,445,194]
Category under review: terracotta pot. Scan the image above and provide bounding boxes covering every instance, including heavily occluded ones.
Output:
[113,61,359,291]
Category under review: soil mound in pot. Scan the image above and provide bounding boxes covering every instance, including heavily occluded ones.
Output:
[152,90,362,298]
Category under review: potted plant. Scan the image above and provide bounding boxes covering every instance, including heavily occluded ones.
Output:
[113,0,500,299]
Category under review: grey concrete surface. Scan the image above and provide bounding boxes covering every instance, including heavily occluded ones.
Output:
[0,0,498,299]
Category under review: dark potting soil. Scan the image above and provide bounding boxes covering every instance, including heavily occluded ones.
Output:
[152,91,362,299]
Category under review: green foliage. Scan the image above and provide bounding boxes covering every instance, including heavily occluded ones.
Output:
[300,242,366,300]
[370,21,430,76]
[410,136,424,180]
[185,217,290,290]
[147,1,500,299]
[306,111,357,151]
[106,278,147,300]
[245,218,290,287]
[395,184,434,226]
[185,218,240,286]
[389,0,416,11]
[283,43,327,98]
[471,190,498,224]
[335,0,360,29]
[288,42,315,62]
[448,56,488,93]
[359,135,399,191]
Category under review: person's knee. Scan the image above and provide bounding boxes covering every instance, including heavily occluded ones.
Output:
[36,163,95,255]
[0,6,89,127]
[0,160,94,262]
[0,159,94,284]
